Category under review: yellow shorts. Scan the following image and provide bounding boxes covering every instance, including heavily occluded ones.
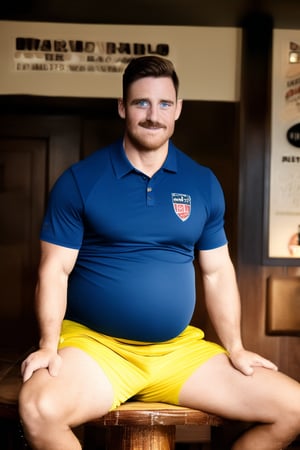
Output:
[59,320,226,410]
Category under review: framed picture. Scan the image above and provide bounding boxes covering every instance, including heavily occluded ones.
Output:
[264,29,300,265]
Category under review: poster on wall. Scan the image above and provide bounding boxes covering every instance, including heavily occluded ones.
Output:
[0,21,241,101]
[267,30,300,263]
[14,37,170,74]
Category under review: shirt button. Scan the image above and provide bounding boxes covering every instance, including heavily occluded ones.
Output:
[147,187,152,192]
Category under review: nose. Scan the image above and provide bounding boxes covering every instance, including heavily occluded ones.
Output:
[146,104,159,122]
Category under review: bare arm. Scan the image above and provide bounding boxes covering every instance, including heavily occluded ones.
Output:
[198,244,277,375]
[21,241,79,382]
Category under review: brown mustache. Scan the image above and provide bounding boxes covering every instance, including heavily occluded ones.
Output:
[139,120,166,129]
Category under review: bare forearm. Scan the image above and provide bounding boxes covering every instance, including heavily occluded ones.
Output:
[35,275,68,351]
[34,241,78,351]
[202,259,244,353]
[20,241,78,381]
[199,247,278,375]
[207,292,243,352]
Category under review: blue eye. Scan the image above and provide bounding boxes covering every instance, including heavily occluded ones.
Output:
[137,100,149,108]
[160,101,172,109]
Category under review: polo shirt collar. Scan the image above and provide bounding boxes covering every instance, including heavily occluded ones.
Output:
[111,139,178,179]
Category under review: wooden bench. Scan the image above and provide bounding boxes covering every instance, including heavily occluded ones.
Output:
[0,351,224,450]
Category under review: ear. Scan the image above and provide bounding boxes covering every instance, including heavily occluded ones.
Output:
[118,98,126,119]
[175,99,183,121]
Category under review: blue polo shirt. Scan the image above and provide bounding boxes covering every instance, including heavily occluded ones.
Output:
[41,139,227,342]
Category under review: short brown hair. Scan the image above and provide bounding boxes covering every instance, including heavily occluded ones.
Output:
[122,56,179,101]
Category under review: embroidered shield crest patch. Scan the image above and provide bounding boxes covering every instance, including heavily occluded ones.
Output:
[171,193,191,222]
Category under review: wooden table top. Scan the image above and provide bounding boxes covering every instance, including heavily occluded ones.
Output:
[93,401,223,427]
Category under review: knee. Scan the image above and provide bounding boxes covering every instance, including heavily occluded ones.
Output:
[284,402,300,433]
[19,381,60,439]
[274,400,300,442]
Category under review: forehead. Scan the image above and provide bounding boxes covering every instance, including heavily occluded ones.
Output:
[126,76,177,100]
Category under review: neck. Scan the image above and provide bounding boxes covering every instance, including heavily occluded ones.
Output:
[123,139,168,177]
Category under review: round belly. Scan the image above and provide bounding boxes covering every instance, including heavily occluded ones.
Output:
[66,259,196,342]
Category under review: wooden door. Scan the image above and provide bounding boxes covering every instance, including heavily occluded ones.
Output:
[0,138,46,348]
[0,115,81,351]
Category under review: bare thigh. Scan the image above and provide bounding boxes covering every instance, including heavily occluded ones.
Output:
[20,346,115,427]
[178,353,300,423]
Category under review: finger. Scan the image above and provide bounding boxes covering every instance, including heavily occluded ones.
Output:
[21,357,32,378]
[22,364,34,383]
[21,356,47,382]
[21,352,38,376]
[253,357,278,371]
[20,359,27,377]
[238,363,254,376]
[48,356,61,377]
[230,357,255,376]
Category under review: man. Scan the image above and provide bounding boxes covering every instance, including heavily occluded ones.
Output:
[19,56,300,450]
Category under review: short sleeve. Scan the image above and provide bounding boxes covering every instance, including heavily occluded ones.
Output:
[40,169,84,249]
[195,171,228,250]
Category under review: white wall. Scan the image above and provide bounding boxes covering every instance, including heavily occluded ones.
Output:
[0,21,241,101]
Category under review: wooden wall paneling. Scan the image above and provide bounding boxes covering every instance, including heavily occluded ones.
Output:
[81,100,124,158]
[1,115,81,190]
[266,276,300,335]
[0,115,81,350]
[0,139,46,348]
[237,12,282,362]
[261,265,300,380]
[274,266,300,382]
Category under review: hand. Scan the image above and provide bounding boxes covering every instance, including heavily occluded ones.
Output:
[229,348,278,376]
[21,348,62,383]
